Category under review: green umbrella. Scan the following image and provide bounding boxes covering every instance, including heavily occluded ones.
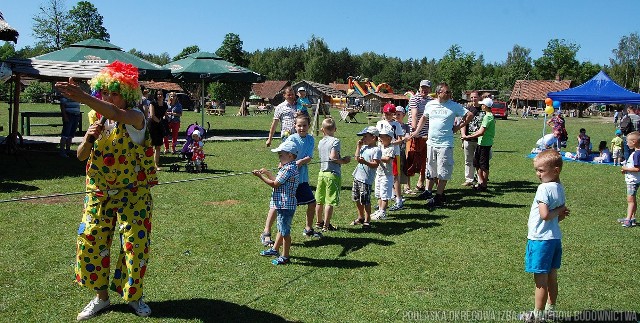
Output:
[34,39,169,80]
[164,52,265,124]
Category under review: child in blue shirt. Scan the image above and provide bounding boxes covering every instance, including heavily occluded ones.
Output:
[254,140,299,265]
[522,149,570,321]
[351,126,381,230]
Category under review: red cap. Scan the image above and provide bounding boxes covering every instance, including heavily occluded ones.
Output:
[383,103,396,113]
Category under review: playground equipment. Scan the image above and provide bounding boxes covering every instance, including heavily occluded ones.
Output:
[347,76,394,96]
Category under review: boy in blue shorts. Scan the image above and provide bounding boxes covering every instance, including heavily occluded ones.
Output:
[522,149,570,322]
[254,140,299,265]
[620,131,640,227]
[315,118,351,231]
[351,126,381,230]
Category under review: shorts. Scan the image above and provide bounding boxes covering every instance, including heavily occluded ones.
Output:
[352,180,372,205]
[315,172,341,206]
[398,147,409,184]
[392,156,400,177]
[374,174,393,200]
[525,239,562,274]
[296,182,316,205]
[276,208,295,236]
[473,145,492,171]
[613,147,621,159]
[627,182,640,196]
[61,113,81,139]
[426,146,454,180]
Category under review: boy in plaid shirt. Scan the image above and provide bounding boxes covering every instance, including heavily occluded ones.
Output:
[254,140,300,265]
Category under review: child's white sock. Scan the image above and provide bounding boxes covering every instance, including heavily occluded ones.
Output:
[545,303,555,312]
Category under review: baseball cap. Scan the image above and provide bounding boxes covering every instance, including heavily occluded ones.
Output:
[419,80,432,87]
[271,140,298,156]
[382,103,395,113]
[357,126,379,137]
[479,98,493,107]
[616,129,622,135]
[378,126,394,137]
[297,87,306,92]
[395,105,406,113]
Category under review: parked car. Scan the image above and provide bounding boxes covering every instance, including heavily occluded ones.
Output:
[167,93,195,111]
[491,100,509,120]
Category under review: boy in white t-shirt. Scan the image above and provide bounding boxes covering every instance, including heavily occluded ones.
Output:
[620,131,640,227]
[372,127,395,220]
[376,103,406,210]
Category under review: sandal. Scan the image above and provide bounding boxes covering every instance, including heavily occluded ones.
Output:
[260,232,274,246]
[315,220,324,229]
[350,218,364,226]
[415,185,425,192]
[362,222,371,230]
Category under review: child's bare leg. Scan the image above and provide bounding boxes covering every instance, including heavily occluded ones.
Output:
[272,232,283,252]
[315,203,323,224]
[355,202,365,220]
[323,205,334,226]
[626,194,636,220]
[282,234,291,258]
[393,176,402,200]
[547,268,558,307]
[263,208,276,243]
[364,203,372,223]
[534,273,549,312]
[379,199,388,212]
[305,202,317,231]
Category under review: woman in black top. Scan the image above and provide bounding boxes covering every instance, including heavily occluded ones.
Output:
[149,90,168,170]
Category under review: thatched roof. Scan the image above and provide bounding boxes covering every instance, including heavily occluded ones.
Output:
[510,80,571,101]
[251,80,290,100]
[0,12,19,43]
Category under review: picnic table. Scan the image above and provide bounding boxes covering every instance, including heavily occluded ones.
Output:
[339,108,359,123]
[20,111,83,136]
[207,108,225,116]
[254,106,270,115]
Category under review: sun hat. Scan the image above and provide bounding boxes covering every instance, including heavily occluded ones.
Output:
[479,98,493,107]
[271,140,298,156]
[192,130,201,138]
[419,80,432,87]
[357,126,379,137]
[378,126,394,137]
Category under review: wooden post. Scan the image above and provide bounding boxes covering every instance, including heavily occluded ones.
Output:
[11,73,20,135]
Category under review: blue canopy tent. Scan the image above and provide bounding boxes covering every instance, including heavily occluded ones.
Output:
[548,70,640,104]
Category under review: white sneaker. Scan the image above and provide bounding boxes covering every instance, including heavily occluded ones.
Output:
[377,211,388,220]
[370,210,381,220]
[129,297,152,317]
[77,296,110,321]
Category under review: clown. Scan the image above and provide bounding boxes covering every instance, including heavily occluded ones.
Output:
[56,61,157,320]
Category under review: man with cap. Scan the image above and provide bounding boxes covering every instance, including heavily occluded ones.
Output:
[406,80,432,192]
[296,86,312,116]
[266,86,297,147]
[411,82,474,208]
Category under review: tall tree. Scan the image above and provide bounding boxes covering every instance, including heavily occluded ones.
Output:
[437,44,475,99]
[609,32,640,92]
[300,35,332,83]
[128,48,171,66]
[533,39,580,80]
[502,44,532,90]
[173,45,199,61]
[215,33,248,67]
[32,0,69,51]
[66,1,109,44]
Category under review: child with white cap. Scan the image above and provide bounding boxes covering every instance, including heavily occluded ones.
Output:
[254,140,300,265]
[351,126,381,229]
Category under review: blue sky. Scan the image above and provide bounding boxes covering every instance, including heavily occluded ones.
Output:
[3,0,639,66]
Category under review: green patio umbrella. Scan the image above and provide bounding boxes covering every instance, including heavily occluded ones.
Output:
[34,39,169,80]
[164,52,266,125]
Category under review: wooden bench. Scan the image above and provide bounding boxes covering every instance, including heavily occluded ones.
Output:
[20,111,83,136]
[254,107,270,115]
[339,109,359,123]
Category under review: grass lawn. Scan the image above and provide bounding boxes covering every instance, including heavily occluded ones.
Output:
[1,104,639,322]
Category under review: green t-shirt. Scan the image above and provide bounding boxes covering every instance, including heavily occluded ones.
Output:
[478,113,495,146]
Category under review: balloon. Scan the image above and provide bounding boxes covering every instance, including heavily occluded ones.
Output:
[552,100,561,108]
[545,105,554,116]
[545,98,553,106]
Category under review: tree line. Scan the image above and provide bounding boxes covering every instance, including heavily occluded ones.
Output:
[1,0,639,104]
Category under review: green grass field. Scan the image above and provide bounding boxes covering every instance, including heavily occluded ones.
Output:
[1,104,638,322]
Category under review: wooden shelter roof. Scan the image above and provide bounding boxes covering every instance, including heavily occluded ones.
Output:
[510,80,571,101]
[251,80,290,100]
[293,80,345,97]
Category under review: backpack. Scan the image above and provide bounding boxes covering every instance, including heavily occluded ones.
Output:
[620,115,638,135]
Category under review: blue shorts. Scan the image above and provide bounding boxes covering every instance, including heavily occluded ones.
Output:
[525,239,562,274]
[276,208,295,236]
[296,182,316,205]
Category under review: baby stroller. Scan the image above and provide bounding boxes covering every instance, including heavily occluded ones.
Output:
[169,123,208,173]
